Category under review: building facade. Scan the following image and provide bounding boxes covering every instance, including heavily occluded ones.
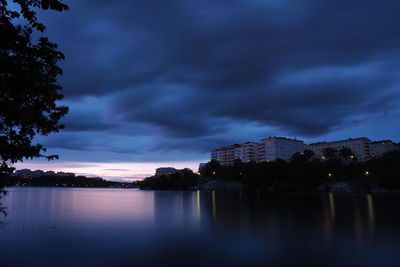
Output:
[258,137,307,162]
[211,144,239,166]
[234,142,259,163]
[211,137,306,165]
[211,142,258,166]
[211,136,398,165]
[370,140,396,158]
[309,137,371,161]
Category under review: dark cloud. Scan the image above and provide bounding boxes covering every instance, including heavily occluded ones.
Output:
[35,0,400,158]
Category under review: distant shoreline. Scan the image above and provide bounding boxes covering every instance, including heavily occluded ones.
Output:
[0,175,136,189]
[4,184,400,194]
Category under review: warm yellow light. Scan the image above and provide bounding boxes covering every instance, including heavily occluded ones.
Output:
[365,171,369,176]
[328,173,332,177]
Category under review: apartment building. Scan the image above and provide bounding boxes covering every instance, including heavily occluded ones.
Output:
[258,137,307,162]
[309,137,371,161]
[211,136,398,165]
[370,140,396,158]
[211,142,259,166]
[211,144,239,166]
[211,137,306,165]
[234,142,259,163]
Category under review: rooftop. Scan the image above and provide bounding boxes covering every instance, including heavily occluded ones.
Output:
[309,137,371,146]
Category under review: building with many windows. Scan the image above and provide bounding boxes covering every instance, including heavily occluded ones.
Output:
[211,137,306,165]
[370,140,397,158]
[258,137,307,162]
[211,142,259,166]
[211,136,398,166]
[234,142,259,163]
[309,137,371,161]
[211,144,241,166]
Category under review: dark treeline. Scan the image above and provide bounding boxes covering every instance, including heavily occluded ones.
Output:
[136,168,199,190]
[200,150,400,192]
[137,149,400,191]
[0,175,134,188]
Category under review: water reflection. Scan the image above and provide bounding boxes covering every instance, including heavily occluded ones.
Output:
[212,191,216,223]
[367,194,375,235]
[324,193,335,242]
[0,187,399,265]
[353,197,364,244]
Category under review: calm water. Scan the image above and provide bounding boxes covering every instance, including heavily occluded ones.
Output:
[1,187,400,266]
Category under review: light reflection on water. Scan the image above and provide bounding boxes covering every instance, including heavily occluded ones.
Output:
[0,187,400,266]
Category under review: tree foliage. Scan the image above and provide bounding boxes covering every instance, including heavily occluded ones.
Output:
[0,0,69,174]
[137,169,200,190]
[200,150,400,192]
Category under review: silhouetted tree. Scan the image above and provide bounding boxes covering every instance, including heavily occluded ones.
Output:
[322,148,338,161]
[291,150,315,163]
[303,150,315,161]
[199,159,222,178]
[0,0,69,175]
[291,152,304,163]
[138,169,200,190]
[339,148,354,160]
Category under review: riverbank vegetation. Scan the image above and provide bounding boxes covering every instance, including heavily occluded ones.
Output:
[200,150,400,192]
[0,175,133,188]
[137,149,400,192]
[136,168,199,190]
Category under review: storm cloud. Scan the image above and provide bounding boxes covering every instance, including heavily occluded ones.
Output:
[36,0,400,160]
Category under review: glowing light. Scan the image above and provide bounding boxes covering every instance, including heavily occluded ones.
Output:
[365,171,369,176]
[328,173,332,177]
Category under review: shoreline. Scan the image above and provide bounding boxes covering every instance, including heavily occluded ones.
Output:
[4,184,400,194]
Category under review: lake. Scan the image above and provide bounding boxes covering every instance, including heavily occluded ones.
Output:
[1,187,400,266]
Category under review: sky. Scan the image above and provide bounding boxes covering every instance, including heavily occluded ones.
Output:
[16,0,400,180]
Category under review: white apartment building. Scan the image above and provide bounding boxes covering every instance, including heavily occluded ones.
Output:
[234,142,259,163]
[309,137,371,161]
[211,137,398,165]
[211,144,241,166]
[212,137,306,165]
[258,137,307,162]
[370,140,396,158]
[211,142,258,166]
